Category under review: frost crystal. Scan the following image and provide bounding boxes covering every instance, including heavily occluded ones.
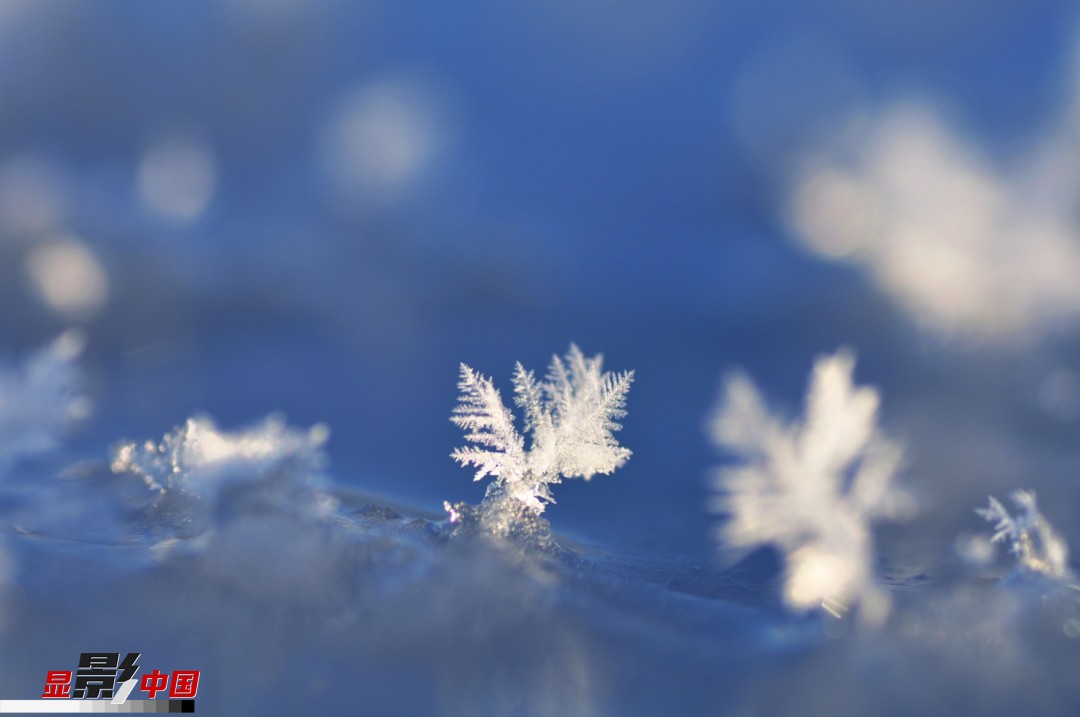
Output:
[976,491,1071,579]
[111,414,332,545]
[709,350,908,626]
[112,414,329,497]
[450,344,633,514]
[0,331,89,465]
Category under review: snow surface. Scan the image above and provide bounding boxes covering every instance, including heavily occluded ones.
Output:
[2,338,1080,715]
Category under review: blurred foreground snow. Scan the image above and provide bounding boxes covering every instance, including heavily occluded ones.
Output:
[0,331,87,467]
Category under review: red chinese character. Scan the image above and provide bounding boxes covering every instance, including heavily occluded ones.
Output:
[169,670,199,699]
[140,670,169,699]
[42,671,72,699]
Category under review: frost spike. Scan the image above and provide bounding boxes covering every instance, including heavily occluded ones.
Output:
[512,362,545,434]
[450,364,525,484]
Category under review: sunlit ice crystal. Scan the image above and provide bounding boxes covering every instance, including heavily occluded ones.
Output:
[111,414,334,548]
[977,490,1072,581]
[449,344,633,528]
[710,349,911,627]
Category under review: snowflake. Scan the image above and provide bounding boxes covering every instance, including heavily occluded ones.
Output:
[709,349,909,625]
[976,490,1071,579]
[450,344,633,514]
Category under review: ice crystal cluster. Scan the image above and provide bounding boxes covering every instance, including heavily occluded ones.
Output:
[977,490,1071,579]
[450,344,634,514]
[710,350,908,625]
[0,331,88,466]
[112,414,329,496]
[111,414,333,543]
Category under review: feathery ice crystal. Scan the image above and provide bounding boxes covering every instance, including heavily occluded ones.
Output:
[0,331,89,466]
[450,344,634,514]
[976,491,1071,579]
[709,350,908,625]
